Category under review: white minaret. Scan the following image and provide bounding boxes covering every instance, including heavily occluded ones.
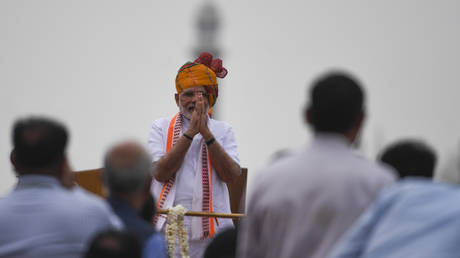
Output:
[194,1,223,118]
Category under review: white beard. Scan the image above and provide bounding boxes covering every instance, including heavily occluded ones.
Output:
[179,105,193,120]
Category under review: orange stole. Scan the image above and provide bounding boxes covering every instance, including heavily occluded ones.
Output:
[155,113,216,238]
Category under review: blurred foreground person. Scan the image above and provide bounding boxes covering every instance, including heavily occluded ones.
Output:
[203,227,237,258]
[327,141,452,258]
[85,230,142,258]
[379,139,437,179]
[328,181,460,257]
[237,72,396,258]
[0,117,121,258]
[103,141,166,258]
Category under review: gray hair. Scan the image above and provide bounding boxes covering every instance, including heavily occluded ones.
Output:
[102,143,153,194]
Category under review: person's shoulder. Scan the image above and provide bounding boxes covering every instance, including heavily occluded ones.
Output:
[0,190,14,202]
[209,118,233,129]
[376,179,458,209]
[208,118,236,139]
[69,186,98,200]
[0,193,13,210]
[254,148,305,186]
[65,187,124,228]
[349,152,397,179]
[394,178,458,194]
[152,116,175,128]
[67,187,113,213]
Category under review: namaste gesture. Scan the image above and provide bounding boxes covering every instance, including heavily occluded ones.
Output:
[185,92,213,141]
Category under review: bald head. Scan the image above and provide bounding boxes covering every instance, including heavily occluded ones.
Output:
[103,142,153,195]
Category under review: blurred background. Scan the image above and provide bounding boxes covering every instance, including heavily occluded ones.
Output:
[1,0,460,196]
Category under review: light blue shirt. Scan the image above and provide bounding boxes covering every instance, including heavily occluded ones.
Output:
[328,178,460,258]
[0,175,122,258]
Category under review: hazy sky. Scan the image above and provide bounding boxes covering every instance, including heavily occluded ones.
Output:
[1,0,460,196]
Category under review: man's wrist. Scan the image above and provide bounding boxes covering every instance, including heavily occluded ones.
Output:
[185,129,198,137]
[201,131,214,141]
[205,137,215,146]
[183,133,193,141]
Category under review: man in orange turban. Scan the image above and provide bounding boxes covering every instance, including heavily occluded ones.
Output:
[148,53,241,258]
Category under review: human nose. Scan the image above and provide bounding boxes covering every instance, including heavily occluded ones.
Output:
[191,92,203,101]
[190,93,198,102]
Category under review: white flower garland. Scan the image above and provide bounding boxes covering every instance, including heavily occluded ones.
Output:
[165,205,189,258]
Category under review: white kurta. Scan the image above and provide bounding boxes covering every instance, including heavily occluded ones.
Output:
[148,114,240,258]
[237,134,396,258]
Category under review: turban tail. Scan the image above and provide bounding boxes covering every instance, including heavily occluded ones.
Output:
[175,52,228,107]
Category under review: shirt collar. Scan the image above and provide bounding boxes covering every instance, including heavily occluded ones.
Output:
[16,175,62,190]
[312,132,352,149]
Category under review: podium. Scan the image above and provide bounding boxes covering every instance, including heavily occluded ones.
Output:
[74,168,248,215]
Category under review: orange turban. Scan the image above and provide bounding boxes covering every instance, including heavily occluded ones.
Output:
[175,52,228,107]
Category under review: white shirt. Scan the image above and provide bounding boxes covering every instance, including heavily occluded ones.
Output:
[0,175,122,258]
[148,115,240,232]
[237,134,396,258]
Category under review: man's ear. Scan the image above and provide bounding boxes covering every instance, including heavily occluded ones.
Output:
[347,111,366,144]
[354,111,366,133]
[144,176,152,195]
[304,106,313,126]
[10,149,19,175]
[175,93,179,106]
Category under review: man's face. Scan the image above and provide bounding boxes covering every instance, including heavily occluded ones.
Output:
[175,86,209,119]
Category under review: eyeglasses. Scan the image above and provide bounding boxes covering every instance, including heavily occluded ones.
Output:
[181,90,209,99]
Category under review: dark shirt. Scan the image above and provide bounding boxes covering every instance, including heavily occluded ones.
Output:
[107,197,155,243]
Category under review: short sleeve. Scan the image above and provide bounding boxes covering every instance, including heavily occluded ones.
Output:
[148,120,166,162]
[222,125,240,166]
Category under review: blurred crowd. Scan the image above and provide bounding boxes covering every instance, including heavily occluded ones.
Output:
[1,70,458,258]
